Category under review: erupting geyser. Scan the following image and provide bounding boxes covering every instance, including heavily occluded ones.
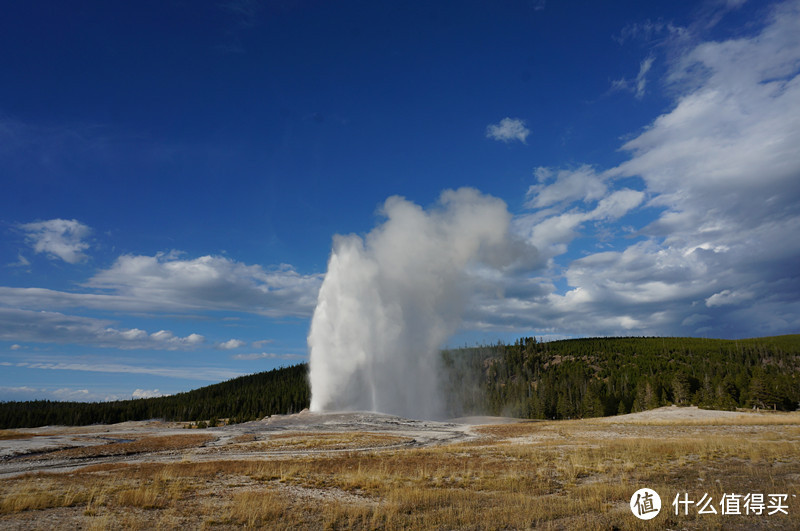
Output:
[308,188,514,419]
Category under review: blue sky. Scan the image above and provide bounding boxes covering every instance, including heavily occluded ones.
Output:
[2,0,799,401]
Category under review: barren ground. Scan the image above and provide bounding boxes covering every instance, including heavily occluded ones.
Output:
[1,406,799,529]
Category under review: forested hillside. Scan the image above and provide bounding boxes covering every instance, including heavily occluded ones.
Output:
[0,364,309,429]
[2,335,798,428]
[444,335,800,419]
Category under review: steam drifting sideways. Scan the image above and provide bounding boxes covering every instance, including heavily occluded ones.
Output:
[308,188,522,420]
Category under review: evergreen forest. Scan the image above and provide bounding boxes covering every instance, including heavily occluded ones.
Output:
[443,334,800,419]
[2,335,798,428]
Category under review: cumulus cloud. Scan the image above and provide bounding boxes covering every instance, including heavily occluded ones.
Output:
[516,188,644,262]
[0,252,321,321]
[490,1,800,338]
[132,388,165,399]
[486,117,531,143]
[217,339,246,350]
[18,219,91,264]
[86,252,322,317]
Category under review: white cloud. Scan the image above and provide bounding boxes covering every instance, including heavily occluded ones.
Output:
[486,117,530,143]
[526,165,607,208]
[0,308,206,350]
[590,189,645,220]
[217,338,245,350]
[0,386,41,396]
[8,253,30,268]
[487,1,800,338]
[516,188,643,262]
[613,19,688,46]
[705,289,754,307]
[612,56,655,99]
[52,388,93,401]
[85,252,322,317]
[0,252,322,320]
[0,386,122,402]
[132,388,165,399]
[635,56,654,99]
[18,219,91,264]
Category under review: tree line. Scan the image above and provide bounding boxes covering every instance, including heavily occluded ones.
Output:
[0,364,309,429]
[2,335,798,428]
[444,335,800,419]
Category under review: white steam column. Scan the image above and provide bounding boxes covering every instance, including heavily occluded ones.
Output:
[308,188,512,419]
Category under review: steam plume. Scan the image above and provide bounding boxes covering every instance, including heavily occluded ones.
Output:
[308,188,513,419]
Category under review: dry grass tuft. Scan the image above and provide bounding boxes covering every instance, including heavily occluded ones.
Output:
[222,489,292,527]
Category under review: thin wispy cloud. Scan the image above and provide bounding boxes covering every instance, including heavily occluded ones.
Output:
[231,352,307,361]
[611,56,655,99]
[0,386,123,402]
[0,308,205,350]
[15,359,242,381]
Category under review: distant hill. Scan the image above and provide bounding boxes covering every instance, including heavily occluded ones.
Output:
[2,335,798,428]
[0,364,309,429]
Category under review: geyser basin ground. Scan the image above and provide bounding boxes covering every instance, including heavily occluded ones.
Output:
[2,407,800,529]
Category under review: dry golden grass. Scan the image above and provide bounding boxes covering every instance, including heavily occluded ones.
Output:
[257,431,412,451]
[0,430,36,440]
[599,410,800,427]
[221,489,292,527]
[2,418,799,529]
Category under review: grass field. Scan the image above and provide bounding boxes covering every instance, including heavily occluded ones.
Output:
[1,409,799,529]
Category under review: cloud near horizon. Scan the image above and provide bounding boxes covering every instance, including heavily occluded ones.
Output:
[0,308,205,350]
[231,352,307,361]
